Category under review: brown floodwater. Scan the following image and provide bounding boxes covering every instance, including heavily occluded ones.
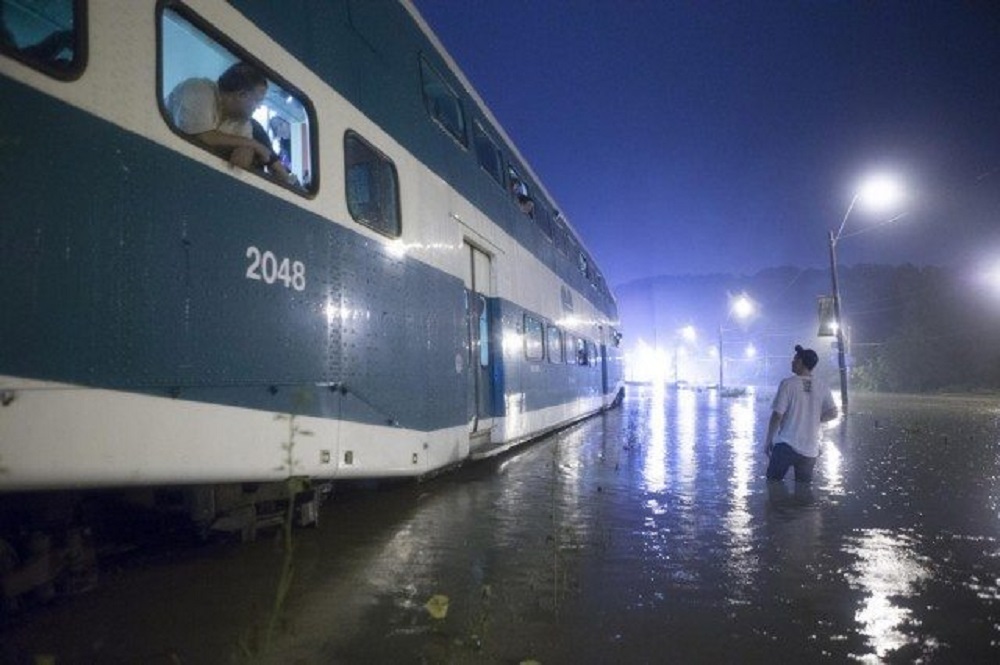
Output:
[3,389,1000,664]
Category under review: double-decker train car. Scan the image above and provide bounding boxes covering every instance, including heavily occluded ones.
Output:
[0,0,624,525]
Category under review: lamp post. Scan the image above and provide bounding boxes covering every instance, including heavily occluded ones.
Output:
[828,174,905,412]
[828,228,848,410]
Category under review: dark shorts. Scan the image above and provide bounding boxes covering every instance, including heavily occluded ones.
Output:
[766,443,817,483]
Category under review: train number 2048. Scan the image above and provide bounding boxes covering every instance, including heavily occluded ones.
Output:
[245,246,306,291]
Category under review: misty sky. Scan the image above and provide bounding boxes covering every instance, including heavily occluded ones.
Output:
[413,1,1000,287]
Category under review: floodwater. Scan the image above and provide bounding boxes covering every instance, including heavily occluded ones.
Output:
[3,388,1000,664]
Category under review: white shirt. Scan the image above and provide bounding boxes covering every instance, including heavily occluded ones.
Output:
[771,374,836,458]
[167,78,252,139]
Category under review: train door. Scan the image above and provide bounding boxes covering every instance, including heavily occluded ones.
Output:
[465,243,494,441]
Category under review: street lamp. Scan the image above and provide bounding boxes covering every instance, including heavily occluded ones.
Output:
[718,294,755,392]
[828,174,905,411]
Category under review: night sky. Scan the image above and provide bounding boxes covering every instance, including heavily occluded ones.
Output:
[413,1,1000,287]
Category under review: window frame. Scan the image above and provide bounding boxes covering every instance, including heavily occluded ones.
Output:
[553,217,570,257]
[507,163,535,217]
[535,202,554,241]
[156,1,319,197]
[546,325,563,363]
[523,314,545,362]
[0,0,87,80]
[574,336,589,366]
[473,120,504,187]
[344,130,402,238]
[419,55,467,147]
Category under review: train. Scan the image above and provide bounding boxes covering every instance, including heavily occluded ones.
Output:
[0,0,624,534]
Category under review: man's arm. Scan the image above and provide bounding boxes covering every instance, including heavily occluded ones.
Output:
[250,120,297,184]
[763,410,783,456]
[193,129,271,168]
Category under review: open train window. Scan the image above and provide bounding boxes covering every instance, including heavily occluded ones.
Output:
[611,328,623,348]
[508,164,534,217]
[473,121,503,186]
[524,315,544,362]
[345,131,401,238]
[420,56,466,147]
[575,337,589,366]
[547,326,563,363]
[0,0,85,79]
[158,4,316,194]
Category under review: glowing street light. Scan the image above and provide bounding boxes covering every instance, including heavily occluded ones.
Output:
[732,295,754,320]
[828,173,905,411]
[718,293,756,392]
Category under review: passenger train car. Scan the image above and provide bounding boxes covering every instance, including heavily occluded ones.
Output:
[0,0,624,521]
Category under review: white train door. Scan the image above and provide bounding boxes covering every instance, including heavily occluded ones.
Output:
[465,242,493,442]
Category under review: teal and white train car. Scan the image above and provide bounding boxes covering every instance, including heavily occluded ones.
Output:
[0,0,624,502]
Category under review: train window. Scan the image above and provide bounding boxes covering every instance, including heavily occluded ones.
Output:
[611,328,623,347]
[478,305,489,368]
[578,251,589,277]
[524,315,544,362]
[473,121,503,186]
[159,5,316,194]
[546,326,563,363]
[0,0,85,79]
[345,131,401,238]
[508,165,534,217]
[420,56,466,146]
[575,337,589,366]
[554,217,570,257]
[535,203,554,241]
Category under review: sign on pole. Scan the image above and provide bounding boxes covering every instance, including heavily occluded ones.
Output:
[817,295,836,337]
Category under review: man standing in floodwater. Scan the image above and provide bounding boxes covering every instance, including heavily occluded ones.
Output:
[763,345,839,483]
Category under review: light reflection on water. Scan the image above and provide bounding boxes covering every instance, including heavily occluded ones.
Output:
[623,387,1000,661]
[642,382,668,493]
[845,528,932,662]
[819,438,844,495]
[724,397,758,587]
[675,388,697,490]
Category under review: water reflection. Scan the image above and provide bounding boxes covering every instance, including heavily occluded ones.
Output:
[817,412,846,495]
[819,438,844,495]
[643,383,668,493]
[845,528,932,662]
[674,388,697,490]
[724,398,757,586]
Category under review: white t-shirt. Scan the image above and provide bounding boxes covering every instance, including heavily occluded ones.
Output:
[771,374,836,458]
[167,77,252,139]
